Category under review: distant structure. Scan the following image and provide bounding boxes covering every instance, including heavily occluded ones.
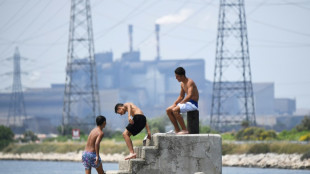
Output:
[8,47,27,132]
[155,24,161,61]
[128,24,133,52]
[62,0,100,134]
[211,0,256,131]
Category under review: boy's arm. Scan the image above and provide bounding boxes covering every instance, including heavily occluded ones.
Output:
[174,86,185,105]
[125,103,134,124]
[95,132,104,164]
[180,82,194,104]
[145,122,151,140]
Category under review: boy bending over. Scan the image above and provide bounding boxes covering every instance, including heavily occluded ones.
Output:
[115,103,151,160]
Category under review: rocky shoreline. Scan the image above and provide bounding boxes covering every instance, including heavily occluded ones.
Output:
[1,152,309,169]
[222,153,310,169]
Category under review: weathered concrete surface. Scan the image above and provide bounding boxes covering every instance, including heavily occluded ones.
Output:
[107,133,222,174]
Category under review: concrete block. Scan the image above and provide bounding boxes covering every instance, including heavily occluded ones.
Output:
[106,170,131,174]
[130,159,146,173]
[141,146,158,159]
[118,160,130,170]
[153,133,222,174]
[133,146,142,158]
[109,133,222,174]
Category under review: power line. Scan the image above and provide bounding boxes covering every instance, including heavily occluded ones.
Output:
[0,0,53,58]
[0,0,32,33]
[19,1,69,43]
[250,18,310,37]
[95,0,153,40]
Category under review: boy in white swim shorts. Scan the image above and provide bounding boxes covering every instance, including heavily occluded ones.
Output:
[166,67,199,134]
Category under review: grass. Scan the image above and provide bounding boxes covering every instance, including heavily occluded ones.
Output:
[277,130,310,141]
[3,130,310,156]
[222,142,310,155]
[3,139,310,156]
[221,133,236,140]
[2,133,146,155]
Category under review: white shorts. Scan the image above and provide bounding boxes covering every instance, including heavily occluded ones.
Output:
[177,101,198,113]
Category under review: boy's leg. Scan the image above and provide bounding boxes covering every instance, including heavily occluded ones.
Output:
[123,129,136,160]
[95,163,105,174]
[172,106,188,134]
[166,105,180,132]
[85,169,91,174]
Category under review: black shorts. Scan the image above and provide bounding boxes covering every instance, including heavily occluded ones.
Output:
[126,114,146,136]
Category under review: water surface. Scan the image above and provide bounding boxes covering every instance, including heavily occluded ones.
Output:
[0,160,309,174]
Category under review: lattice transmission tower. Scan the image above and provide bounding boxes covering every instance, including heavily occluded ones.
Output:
[210,0,256,131]
[62,0,101,134]
[8,47,27,132]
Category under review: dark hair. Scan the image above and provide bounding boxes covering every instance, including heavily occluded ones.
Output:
[96,115,106,126]
[114,103,123,113]
[175,67,186,76]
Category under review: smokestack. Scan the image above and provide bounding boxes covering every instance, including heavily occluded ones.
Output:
[155,24,160,61]
[128,24,133,52]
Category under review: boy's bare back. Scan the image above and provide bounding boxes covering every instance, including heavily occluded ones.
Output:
[124,103,143,116]
[85,127,104,152]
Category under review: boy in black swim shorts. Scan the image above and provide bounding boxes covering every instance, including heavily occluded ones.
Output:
[115,102,151,160]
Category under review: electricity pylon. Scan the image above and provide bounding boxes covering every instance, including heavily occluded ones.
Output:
[210,0,256,131]
[62,0,101,134]
[8,47,27,132]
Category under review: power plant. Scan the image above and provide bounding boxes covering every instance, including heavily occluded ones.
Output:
[0,1,299,134]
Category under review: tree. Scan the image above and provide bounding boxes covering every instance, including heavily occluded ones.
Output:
[0,126,14,150]
[148,116,169,133]
[296,116,310,132]
[241,120,250,129]
[22,130,39,142]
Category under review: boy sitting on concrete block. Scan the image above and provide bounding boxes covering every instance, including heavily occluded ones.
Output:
[166,67,199,134]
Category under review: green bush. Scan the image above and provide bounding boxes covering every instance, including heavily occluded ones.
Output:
[236,127,277,141]
[278,129,310,141]
[20,131,39,142]
[299,133,310,141]
[248,144,270,154]
[0,126,14,150]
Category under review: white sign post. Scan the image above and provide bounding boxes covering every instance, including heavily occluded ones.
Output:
[72,129,80,140]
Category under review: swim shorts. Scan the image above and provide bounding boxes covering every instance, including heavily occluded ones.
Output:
[126,114,146,136]
[177,99,198,113]
[82,151,101,170]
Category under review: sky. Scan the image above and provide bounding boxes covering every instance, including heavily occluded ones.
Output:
[0,0,309,109]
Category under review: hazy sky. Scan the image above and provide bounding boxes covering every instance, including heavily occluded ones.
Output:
[0,0,309,109]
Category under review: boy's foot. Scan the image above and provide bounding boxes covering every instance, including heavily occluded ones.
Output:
[177,130,189,135]
[125,153,137,160]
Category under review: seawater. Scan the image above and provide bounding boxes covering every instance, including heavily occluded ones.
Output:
[0,160,309,174]
[0,160,117,174]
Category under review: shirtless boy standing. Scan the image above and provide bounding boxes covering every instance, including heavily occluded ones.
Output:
[82,115,106,174]
[115,103,151,160]
[166,67,199,134]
